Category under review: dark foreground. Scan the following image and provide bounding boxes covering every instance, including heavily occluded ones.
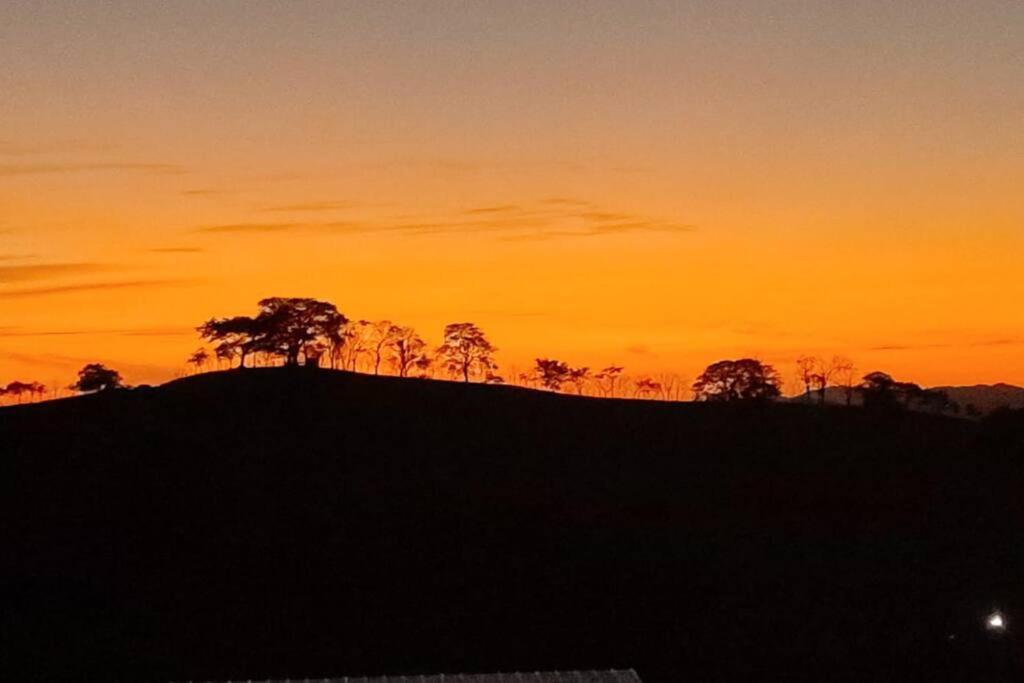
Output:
[3,368,1023,682]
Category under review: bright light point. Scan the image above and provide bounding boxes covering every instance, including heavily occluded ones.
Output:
[986,612,1006,631]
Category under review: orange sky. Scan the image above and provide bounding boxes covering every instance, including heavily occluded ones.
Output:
[1,1,1022,391]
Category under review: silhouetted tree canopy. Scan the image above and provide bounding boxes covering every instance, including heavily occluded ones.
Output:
[859,371,956,413]
[199,297,348,368]
[567,366,590,395]
[795,356,817,401]
[692,358,781,401]
[535,358,571,391]
[386,326,431,377]
[28,381,46,401]
[860,371,907,410]
[366,320,402,375]
[252,297,348,366]
[71,363,124,393]
[187,348,210,373]
[197,315,261,369]
[594,365,625,397]
[832,356,857,406]
[437,323,497,382]
[634,377,663,398]
[5,381,34,403]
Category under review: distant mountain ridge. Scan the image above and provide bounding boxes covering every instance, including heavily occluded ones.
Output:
[931,383,1024,414]
[787,383,1024,415]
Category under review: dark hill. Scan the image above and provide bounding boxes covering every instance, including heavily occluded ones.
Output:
[3,368,1024,682]
[933,383,1024,415]
[787,383,1024,415]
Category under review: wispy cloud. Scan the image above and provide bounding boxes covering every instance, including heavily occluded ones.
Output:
[0,350,174,379]
[196,222,300,234]
[181,188,223,196]
[0,254,38,262]
[149,246,204,254]
[0,139,117,156]
[540,197,593,207]
[0,326,193,338]
[0,279,190,299]
[0,262,110,283]
[193,198,694,241]
[464,204,522,215]
[0,162,185,177]
[869,338,1024,352]
[260,200,361,212]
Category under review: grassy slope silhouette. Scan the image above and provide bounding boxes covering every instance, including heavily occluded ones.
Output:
[2,367,1023,682]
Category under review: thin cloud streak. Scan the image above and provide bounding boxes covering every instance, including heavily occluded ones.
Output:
[0,139,118,156]
[196,223,300,234]
[149,247,204,253]
[0,263,111,283]
[0,326,193,338]
[868,338,1023,352]
[464,205,522,215]
[0,162,186,177]
[0,350,173,378]
[194,199,694,240]
[261,200,361,212]
[0,279,192,299]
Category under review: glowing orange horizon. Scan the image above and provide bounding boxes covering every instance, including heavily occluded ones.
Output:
[2,3,1022,392]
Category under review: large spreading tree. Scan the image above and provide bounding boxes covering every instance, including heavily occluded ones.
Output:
[692,358,781,401]
[437,322,497,382]
[71,364,125,393]
[199,297,348,368]
[253,297,348,366]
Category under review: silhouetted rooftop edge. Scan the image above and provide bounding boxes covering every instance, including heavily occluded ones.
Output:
[183,671,642,683]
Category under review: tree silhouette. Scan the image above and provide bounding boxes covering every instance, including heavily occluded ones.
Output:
[197,315,261,369]
[252,297,347,366]
[594,365,624,397]
[917,388,957,414]
[2,380,46,403]
[386,326,431,377]
[29,381,46,402]
[214,343,237,369]
[516,370,538,389]
[5,381,31,403]
[832,357,857,406]
[437,323,497,382]
[859,370,954,413]
[200,298,347,368]
[341,320,375,371]
[653,372,687,401]
[859,371,900,409]
[567,366,590,395]
[795,356,818,403]
[633,376,662,398]
[366,320,401,375]
[325,319,347,370]
[71,364,124,393]
[535,358,571,391]
[187,348,210,374]
[692,358,781,401]
[812,357,844,406]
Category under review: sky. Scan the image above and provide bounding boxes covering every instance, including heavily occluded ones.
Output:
[1,0,1022,390]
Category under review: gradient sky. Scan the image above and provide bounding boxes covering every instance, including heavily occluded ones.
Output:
[1,0,1022,390]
